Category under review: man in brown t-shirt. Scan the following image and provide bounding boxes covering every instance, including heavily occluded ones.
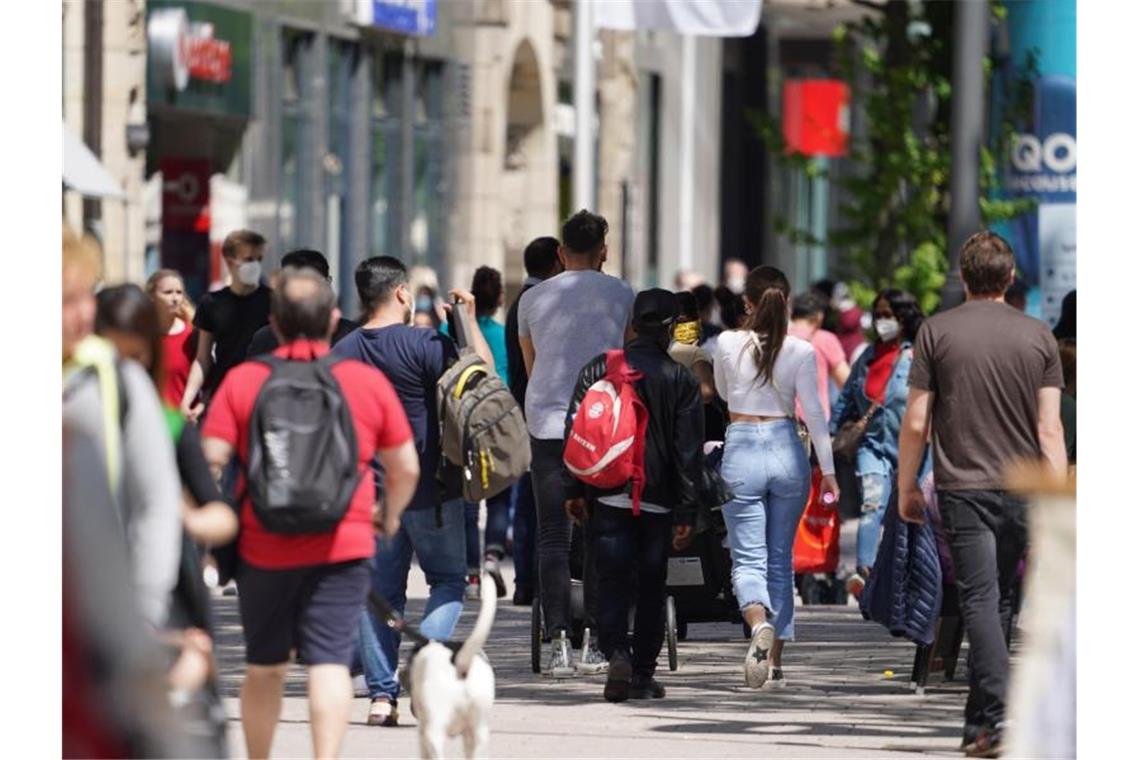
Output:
[897,231,1066,756]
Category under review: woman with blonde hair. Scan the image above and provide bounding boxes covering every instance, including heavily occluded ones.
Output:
[146,269,197,409]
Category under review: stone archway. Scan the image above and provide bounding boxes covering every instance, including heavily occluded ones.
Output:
[500,38,549,295]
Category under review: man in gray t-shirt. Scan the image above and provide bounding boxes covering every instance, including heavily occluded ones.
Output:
[897,231,1066,754]
[517,210,634,677]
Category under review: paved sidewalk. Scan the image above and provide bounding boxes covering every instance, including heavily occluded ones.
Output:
[214,563,968,758]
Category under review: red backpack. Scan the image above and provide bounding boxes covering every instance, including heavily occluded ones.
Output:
[563,350,650,515]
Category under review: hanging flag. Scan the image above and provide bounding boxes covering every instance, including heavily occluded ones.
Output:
[593,0,762,37]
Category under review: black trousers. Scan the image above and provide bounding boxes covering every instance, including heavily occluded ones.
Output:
[592,505,673,677]
[530,437,598,635]
[939,489,1028,732]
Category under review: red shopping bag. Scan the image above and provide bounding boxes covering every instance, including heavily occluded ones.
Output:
[793,467,840,574]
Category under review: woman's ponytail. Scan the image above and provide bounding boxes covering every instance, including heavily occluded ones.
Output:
[743,265,791,385]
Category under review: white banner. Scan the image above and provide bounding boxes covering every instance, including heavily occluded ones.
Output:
[593,0,762,37]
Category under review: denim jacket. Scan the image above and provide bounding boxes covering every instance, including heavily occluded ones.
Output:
[830,341,913,478]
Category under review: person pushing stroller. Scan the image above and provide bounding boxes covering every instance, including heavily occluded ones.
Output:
[563,289,705,702]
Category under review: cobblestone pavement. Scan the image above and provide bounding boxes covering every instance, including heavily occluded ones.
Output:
[214,562,968,758]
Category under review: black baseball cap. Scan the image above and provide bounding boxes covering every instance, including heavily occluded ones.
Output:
[632,288,679,328]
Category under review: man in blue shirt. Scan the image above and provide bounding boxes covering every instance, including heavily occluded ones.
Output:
[333,256,493,728]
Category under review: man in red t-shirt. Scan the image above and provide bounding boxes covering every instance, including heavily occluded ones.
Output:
[202,269,419,760]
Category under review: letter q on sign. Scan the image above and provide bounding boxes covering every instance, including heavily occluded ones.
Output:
[1011,133,1076,175]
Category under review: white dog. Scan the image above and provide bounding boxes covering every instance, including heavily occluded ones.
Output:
[406,572,497,760]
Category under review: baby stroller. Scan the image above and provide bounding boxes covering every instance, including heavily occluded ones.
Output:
[664,501,744,670]
[662,441,749,669]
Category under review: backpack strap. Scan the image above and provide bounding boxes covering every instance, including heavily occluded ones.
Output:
[603,349,649,516]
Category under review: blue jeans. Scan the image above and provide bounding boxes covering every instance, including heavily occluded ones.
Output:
[358,502,466,701]
[511,473,537,591]
[463,488,514,570]
[856,471,892,569]
[720,420,811,641]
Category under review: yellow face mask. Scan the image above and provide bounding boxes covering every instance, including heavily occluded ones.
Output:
[673,320,700,345]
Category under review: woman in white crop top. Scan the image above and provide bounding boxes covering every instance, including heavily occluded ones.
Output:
[712,265,839,689]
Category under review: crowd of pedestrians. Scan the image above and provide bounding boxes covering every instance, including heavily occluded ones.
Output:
[63,207,1073,758]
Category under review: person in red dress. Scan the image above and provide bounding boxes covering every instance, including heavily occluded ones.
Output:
[146,269,197,409]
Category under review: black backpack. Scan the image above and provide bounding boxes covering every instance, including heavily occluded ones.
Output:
[246,354,361,534]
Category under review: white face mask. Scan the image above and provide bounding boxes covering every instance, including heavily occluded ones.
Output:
[874,317,901,342]
[236,260,262,286]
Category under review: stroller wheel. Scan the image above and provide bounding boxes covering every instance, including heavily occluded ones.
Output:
[665,596,678,672]
[530,595,543,674]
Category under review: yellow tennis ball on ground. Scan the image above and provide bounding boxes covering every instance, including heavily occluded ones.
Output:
[884,669,895,678]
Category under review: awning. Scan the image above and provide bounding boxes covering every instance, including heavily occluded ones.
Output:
[63,125,125,199]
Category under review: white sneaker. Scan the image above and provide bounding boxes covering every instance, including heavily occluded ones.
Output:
[576,628,608,675]
[545,630,575,678]
[465,574,481,601]
[744,622,775,688]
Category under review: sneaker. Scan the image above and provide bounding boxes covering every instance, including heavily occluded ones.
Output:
[765,667,787,689]
[603,652,633,702]
[545,630,575,678]
[367,697,399,727]
[465,574,481,601]
[963,725,1003,758]
[576,628,609,675]
[630,674,666,699]
[483,555,507,598]
[744,622,775,688]
[512,585,534,606]
[846,567,870,599]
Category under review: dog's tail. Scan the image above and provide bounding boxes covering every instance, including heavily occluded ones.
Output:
[454,572,497,677]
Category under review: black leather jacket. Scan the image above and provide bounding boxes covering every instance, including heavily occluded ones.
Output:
[563,336,705,526]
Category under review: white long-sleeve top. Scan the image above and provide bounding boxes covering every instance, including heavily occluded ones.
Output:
[712,329,835,475]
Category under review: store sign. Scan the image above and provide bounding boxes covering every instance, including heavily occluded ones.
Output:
[1004,75,1076,326]
[147,1,251,117]
[149,8,234,91]
[352,0,437,37]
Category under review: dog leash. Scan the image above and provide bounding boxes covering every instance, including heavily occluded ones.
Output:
[367,590,433,647]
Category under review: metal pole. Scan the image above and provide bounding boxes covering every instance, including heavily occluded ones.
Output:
[678,34,696,273]
[942,0,989,309]
[573,0,596,212]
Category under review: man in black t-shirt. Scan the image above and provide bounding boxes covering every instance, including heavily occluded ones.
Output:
[503,236,562,605]
[246,248,358,357]
[180,229,270,420]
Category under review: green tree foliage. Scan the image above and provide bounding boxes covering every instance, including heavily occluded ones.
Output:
[756,0,1035,313]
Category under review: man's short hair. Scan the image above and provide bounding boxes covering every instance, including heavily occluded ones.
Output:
[960,231,1015,297]
[355,256,408,316]
[281,248,330,280]
[561,210,608,256]
[692,283,714,314]
[791,291,827,320]
[524,236,561,278]
[272,268,336,341]
[222,229,267,259]
[472,266,503,316]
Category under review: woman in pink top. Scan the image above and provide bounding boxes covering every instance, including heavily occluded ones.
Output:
[789,291,851,421]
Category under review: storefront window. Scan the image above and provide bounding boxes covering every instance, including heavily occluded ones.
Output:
[327,39,357,299]
[279,30,311,253]
[411,61,445,272]
[370,52,400,258]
